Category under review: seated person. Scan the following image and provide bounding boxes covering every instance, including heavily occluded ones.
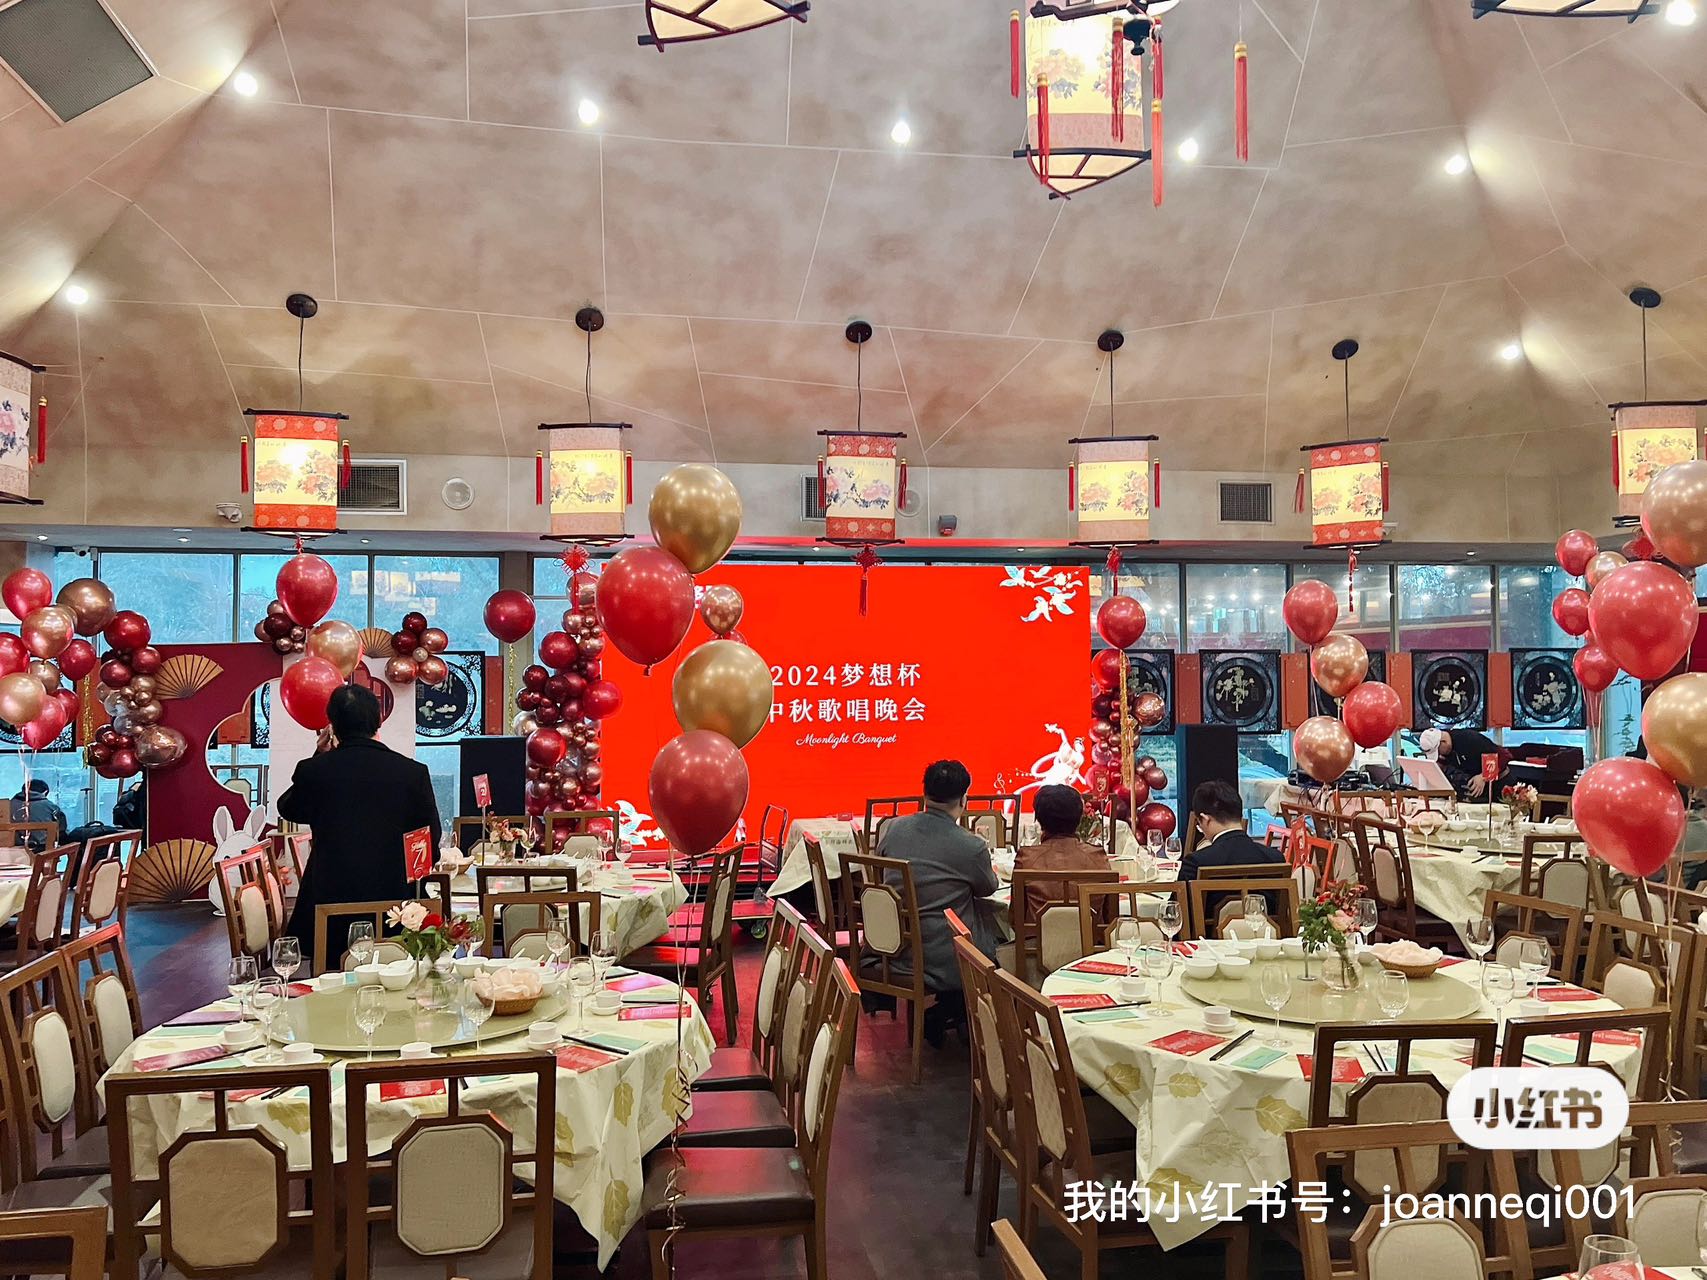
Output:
[1419,727,1507,799]
[1180,781,1285,932]
[9,779,66,851]
[1013,784,1109,920]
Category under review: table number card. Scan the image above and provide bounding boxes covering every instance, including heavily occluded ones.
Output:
[473,774,491,808]
[404,827,434,881]
[1148,1030,1227,1056]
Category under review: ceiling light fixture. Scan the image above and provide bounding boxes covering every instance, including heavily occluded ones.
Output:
[1443,152,1470,175]
[232,71,258,97]
[1500,342,1523,362]
[577,98,600,125]
[890,119,911,145]
[1177,136,1199,162]
[241,293,349,539]
[638,0,807,47]
[1610,286,1706,527]
[177,537,190,544]
[33,534,45,542]
[1067,329,1159,575]
[1666,0,1696,22]
[538,306,633,547]
[63,284,88,306]
[1297,338,1390,587]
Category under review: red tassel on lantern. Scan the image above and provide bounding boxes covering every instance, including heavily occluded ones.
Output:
[240,436,250,494]
[340,440,352,488]
[34,396,45,465]
[1151,21,1164,101]
[625,452,634,504]
[1067,463,1076,511]
[1150,100,1164,207]
[1234,42,1249,162]
[1152,458,1161,508]
[1105,546,1122,576]
[1036,75,1051,186]
[1380,462,1390,512]
[1010,10,1023,99]
[535,451,545,506]
[898,459,908,509]
[817,454,825,494]
[1109,17,1125,142]
[854,543,880,617]
[1611,432,1620,493]
[1346,549,1358,614]
[1294,468,1306,514]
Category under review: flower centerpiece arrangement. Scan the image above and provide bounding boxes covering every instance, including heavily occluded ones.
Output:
[1297,879,1365,991]
[386,901,480,968]
[487,818,531,862]
[1501,782,1538,821]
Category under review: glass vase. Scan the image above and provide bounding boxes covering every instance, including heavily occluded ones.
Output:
[1320,947,1360,993]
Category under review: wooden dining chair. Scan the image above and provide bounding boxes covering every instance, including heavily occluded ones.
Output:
[310,901,412,974]
[213,846,282,962]
[59,922,142,1074]
[1075,880,1191,953]
[541,808,620,857]
[1307,1019,1497,1140]
[0,821,63,854]
[1581,911,1697,1068]
[0,1205,106,1279]
[0,951,108,1183]
[4,842,75,971]
[803,834,854,965]
[963,794,1020,849]
[1484,890,1584,981]
[285,830,311,881]
[628,845,743,1043]
[480,889,601,959]
[642,958,860,1280]
[992,1219,1048,1280]
[1189,876,1301,940]
[989,968,1249,1280]
[1610,1100,1707,1254]
[839,848,931,1083]
[1520,842,1602,917]
[862,796,923,856]
[344,1052,554,1280]
[66,835,131,948]
[1287,1118,1532,1280]
[451,813,530,853]
[1518,831,1583,887]
[473,861,577,898]
[1349,815,1456,948]
[108,1065,338,1280]
[694,901,806,1093]
[1009,867,1118,979]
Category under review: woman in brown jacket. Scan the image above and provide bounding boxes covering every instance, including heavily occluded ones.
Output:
[1013,784,1110,919]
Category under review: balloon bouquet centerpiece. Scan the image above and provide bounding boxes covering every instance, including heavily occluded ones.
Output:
[1086,596,1175,852]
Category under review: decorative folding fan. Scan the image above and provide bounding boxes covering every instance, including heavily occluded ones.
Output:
[126,839,218,903]
[360,627,396,659]
[154,654,224,701]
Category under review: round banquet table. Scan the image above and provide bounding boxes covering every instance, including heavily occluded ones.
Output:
[1402,842,1525,948]
[447,857,688,958]
[1042,945,1636,1250]
[102,970,716,1269]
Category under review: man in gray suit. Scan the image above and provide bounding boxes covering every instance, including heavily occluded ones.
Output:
[870,759,1000,1044]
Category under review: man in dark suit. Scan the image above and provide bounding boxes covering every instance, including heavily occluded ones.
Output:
[1179,780,1286,929]
[281,685,441,961]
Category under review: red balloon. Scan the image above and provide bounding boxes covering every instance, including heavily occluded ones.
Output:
[276,554,339,627]
[483,590,536,645]
[1089,743,1116,767]
[534,703,561,727]
[1096,597,1147,649]
[1551,588,1591,639]
[1,569,51,621]
[1141,764,1168,792]
[539,631,579,670]
[51,688,77,724]
[561,672,588,702]
[99,660,132,689]
[109,747,139,777]
[401,612,428,635]
[391,631,416,655]
[1573,643,1620,694]
[1132,692,1165,729]
[516,689,543,711]
[1135,802,1176,839]
[279,656,343,730]
[0,634,25,679]
[1556,529,1600,578]
[129,646,162,675]
[103,611,150,652]
[522,664,549,692]
[648,729,750,857]
[595,547,695,669]
[57,638,96,681]
[1283,580,1339,647]
[1624,532,1657,562]
[583,680,623,720]
[87,743,111,766]
[1342,680,1403,749]
[526,727,568,767]
[1124,778,1151,808]
[1587,560,1698,681]
[21,698,66,750]
[1572,757,1686,878]
[1090,649,1125,692]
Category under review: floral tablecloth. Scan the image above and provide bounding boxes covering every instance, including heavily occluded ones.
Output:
[1043,947,1633,1249]
[449,859,687,959]
[0,869,29,928]
[1406,844,1525,947]
[102,975,715,1269]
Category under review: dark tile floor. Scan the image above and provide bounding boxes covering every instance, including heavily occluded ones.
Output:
[124,903,1284,1280]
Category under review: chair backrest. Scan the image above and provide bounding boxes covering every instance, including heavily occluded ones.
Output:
[1484,890,1584,981]
[286,830,312,879]
[953,933,1013,1155]
[541,809,620,856]
[1349,815,1423,937]
[1189,876,1301,940]
[1194,861,1294,880]
[310,900,417,974]
[0,820,61,852]
[451,814,531,852]
[1615,1174,1707,1263]
[59,921,142,1074]
[15,842,75,962]
[803,834,842,938]
[796,959,860,1198]
[755,803,791,875]
[1076,880,1190,953]
[108,1065,337,1280]
[73,828,138,936]
[481,890,601,959]
[991,1220,1047,1280]
[0,1205,105,1280]
[690,845,744,971]
[989,967,1096,1214]
[344,1052,555,1280]
[1583,911,1696,1060]
[863,796,923,854]
[840,850,924,998]
[1009,867,1119,977]
[0,952,95,1183]
[215,845,281,960]
[750,901,804,1075]
[775,919,835,1124]
[1519,832,1583,889]
[963,794,1019,849]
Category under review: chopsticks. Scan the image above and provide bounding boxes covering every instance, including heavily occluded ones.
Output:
[1361,1041,1391,1072]
[563,1033,631,1056]
[1066,1001,1148,1016]
[1208,1030,1254,1061]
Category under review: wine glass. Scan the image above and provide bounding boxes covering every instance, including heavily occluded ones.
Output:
[544,919,571,972]
[1355,898,1379,948]
[1243,894,1269,937]
[1695,1200,1707,1271]
[1110,919,1141,985]
[1517,937,1551,995]
[1377,970,1410,1021]
[1483,963,1518,1026]
[567,956,598,1029]
[1577,1235,1640,1280]
[226,955,259,1022]
[1465,916,1494,983]
[270,937,301,987]
[1158,901,1183,949]
[354,986,386,1060]
[1141,946,1172,1014]
[1259,962,1292,1047]
[250,979,283,1060]
[1146,829,1164,858]
[461,982,495,1047]
[590,929,617,987]
[1164,835,1182,860]
[346,922,376,969]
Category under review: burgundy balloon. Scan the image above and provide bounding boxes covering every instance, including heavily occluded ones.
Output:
[1551,588,1591,639]
[87,743,112,766]
[560,672,588,702]
[103,611,151,652]
[0,634,26,680]
[1,569,51,621]
[560,699,582,722]
[264,614,294,639]
[1141,765,1168,792]
[57,639,96,681]
[1587,560,1699,681]
[534,703,561,726]
[522,664,549,692]
[516,689,543,711]
[1342,680,1404,749]
[582,680,623,720]
[1096,596,1147,649]
[1132,692,1166,729]
[1624,532,1657,562]
[595,546,696,669]
[545,674,573,702]
[482,590,536,644]
[1090,743,1116,767]
[129,646,162,676]
[539,631,579,670]
[392,630,417,655]
[99,660,132,689]
[647,729,750,857]
[276,554,339,627]
[109,747,139,777]
[1135,802,1177,839]
[526,727,568,767]
[95,726,119,749]
[1091,649,1124,692]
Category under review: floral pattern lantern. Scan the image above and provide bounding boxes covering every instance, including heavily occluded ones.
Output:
[816,321,907,614]
[237,296,348,536]
[1068,331,1159,572]
[1609,289,1704,525]
[1295,340,1389,549]
[535,308,632,544]
[638,0,807,47]
[1472,0,1656,18]
[0,348,44,506]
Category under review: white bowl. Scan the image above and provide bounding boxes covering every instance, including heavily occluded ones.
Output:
[591,993,622,1017]
[526,1020,562,1045]
[1253,941,1282,960]
[222,1024,261,1049]
[1182,957,1218,980]
[452,957,484,978]
[315,972,344,991]
[1279,938,1304,958]
[280,1042,318,1064]
[1202,1006,1235,1031]
[353,963,384,988]
[1217,956,1252,979]
[377,961,416,992]
[399,1041,433,1059]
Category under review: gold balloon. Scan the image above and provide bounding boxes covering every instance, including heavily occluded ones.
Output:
[649,464,743,574]
[698,585,744,637]
[1643,458,1707,569]
[0,672,44,727]
[1643,672,1707,787]
[55,578,115,636]
[1309,632,1369,699]
[417,654,449,687]
[672,638,774,748]
[127,674,155,699]
[306,619,364,678]
[1293,715,1355,783]
[133,724,187,769]
[1585,550,1628,589]
[129,698,163,726]
[21,605,74,660]
[384,655,417,685]
[26,659,60,694]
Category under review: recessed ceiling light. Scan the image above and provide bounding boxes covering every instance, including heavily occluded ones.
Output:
[890,119,912,146]
[577,98,600,125]
[1443,152,1470,176]
[33,535,46,542]
[1466,550,1478,557]
[232,71,258,97]
[1666,0,1696,24]
[63,284,88,306]
[361,538,371,545]
[1177,137,1200,162]
[171,527,191,533]
[177,537,190,544]
[1499,342,1523,362]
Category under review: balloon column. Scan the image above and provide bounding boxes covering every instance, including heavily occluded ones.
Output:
[1281,578,1404,785]
[1086,595,1175,844]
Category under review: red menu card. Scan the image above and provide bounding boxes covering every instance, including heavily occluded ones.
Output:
[619,1003,687,1021]
[1534,986,1599,1002]
[1148,1030,1227,1056]
[606,973,671,993]
[1297,1054,1367,1083]
[164,1008,246,1027]
[555,1044,621,1071]
[133,1045,237,1073]
[1067,960,1131,976]
[380,1079,446,1101]
[1050,993,1115,1011]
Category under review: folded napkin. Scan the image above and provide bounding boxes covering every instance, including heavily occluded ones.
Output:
[474,968,544,1000]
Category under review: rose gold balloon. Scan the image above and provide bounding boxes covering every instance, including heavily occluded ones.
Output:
[384,656,418,685]
[0,672,45,726]
[417,654,449,687]
[511,710,539,736]
[1642,672,1707,788]
[584,739,601,760]
[1642,458,1707,569]
[1133,692,1166,729]
[26,659,60,694]
[129,698,163,726]
[649,463,743,574]
[579,635,605,660]
[20,605,74,660]
[306,619,364,679]
[133,724,187,769]
[698,585,745,637]
[54,578,115,636]
[1309,632,1369,699]
[671,639,774,747]
[127,674,155,700]
[418,627,449,654]
[1584,550,1628,589]
[1293,715,1355,783]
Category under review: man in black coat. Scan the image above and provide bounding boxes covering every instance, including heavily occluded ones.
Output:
[1179,779,1286,926]
[281,685,441,961]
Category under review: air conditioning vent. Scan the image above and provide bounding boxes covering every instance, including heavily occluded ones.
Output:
[801,475,827,522]
[0,0,152,122]
[342,460,406,515]
[1219,481,1272,524]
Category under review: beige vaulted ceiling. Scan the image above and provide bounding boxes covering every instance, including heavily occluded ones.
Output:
[2,0,1706,529]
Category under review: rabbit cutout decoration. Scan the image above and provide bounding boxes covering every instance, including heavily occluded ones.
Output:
[206,804,272,916]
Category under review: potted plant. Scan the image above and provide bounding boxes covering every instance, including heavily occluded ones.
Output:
[1297,879,1365,992]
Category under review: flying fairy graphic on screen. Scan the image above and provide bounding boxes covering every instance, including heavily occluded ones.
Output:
[1001,565,1083,621]
[1017,724,1087,795]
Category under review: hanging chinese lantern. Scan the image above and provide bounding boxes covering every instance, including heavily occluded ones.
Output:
[1296,339,1389,552]
[638,0,807,47]
[1609,289,1704,525]
[817,321,906,615]
[1068,330,1159,575]
[537,307,632,545]
[239,295,348,537]
[1472,0,1657,17]
[0,347,45,507]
